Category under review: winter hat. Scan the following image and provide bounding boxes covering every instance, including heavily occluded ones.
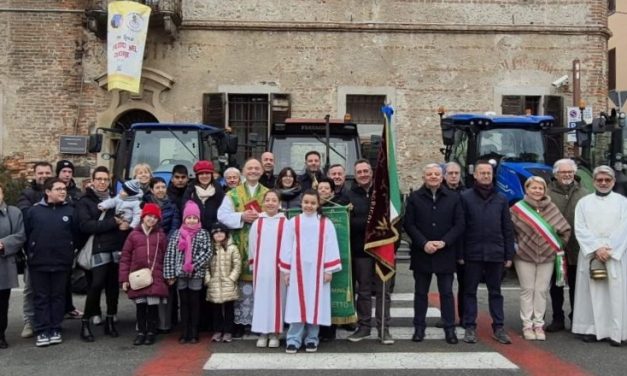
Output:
[182,200,201,222]
[55,160,75,176]
[193,160,214,174]
[122,179,141,196]
[210,222,230,237]
[141,203,162,220]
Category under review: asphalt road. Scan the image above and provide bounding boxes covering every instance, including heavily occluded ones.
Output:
[1,263,625,376]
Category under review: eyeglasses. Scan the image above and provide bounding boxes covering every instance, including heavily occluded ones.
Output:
[595,178,613,183]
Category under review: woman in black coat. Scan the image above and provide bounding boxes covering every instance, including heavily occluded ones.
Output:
[404,163,465,344]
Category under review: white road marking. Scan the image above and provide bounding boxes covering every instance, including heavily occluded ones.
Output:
[204,352,518,370]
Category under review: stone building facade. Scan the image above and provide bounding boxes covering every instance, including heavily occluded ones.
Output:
[0,0,611,190]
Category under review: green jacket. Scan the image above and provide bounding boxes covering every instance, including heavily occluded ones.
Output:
[547,179,590,265]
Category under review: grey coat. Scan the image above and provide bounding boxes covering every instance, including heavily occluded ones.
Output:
[0,203,26,290]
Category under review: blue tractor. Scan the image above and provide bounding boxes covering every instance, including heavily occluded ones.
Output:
[440,113,555,204]
[89,123,238,189]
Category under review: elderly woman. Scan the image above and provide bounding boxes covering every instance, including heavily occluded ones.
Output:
[275,167,302,210]
[223,167,241,191]
[0,183,26,349]
[510,176,570,341]
[132,163,153,195]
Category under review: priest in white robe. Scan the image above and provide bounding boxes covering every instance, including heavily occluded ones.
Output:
[573,165,627,346]
[279,198,342,353]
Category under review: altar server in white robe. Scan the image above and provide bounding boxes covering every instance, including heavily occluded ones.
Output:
[249,190,288,348]
[573,165,627,347]
[279,190,342,353]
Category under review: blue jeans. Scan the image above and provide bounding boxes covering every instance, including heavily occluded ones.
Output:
[286,323,319,348]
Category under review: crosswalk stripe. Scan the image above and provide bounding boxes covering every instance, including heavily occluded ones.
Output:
[237,326,465,341]
[204,352,518,370]
[372,307,439,318]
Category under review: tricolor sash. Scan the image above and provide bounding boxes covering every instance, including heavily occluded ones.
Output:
[512,200,567,286]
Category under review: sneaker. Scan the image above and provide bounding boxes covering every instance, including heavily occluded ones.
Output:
[268,334,280,348]
[222,333,232,343]
[347,327,371,342]
[523,327,536,340]
[256,334,268,348]
[534,326,546,341]
[92,315,103,326]
[49,330,62,345]
[211,332,222,342]
[492,327,512,344]
[378,328,395,345]
[285,344,298,354]
[463,328,477,344]
[21,322,34,338]
[64,309,83,320]
[545,321,565,333]
[305,342,318,352]
[35,333,50,347]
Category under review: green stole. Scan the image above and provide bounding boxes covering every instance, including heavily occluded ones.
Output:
[228,183,268,281]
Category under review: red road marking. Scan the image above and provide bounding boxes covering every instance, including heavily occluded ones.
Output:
[134,334,211,376]
[428,292,592,376]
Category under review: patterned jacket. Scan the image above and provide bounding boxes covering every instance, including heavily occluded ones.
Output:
[163,228,212,280]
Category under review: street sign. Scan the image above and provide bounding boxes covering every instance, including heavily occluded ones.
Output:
[609,90,627,109]
[59,135,88,154]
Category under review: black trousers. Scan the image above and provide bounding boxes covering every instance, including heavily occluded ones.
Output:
[179,289,201,336]
[550,264,577,322]
[0,289,10,336]
[353,257,391,329]
[456,263,465,323]
[30,269,68,334]
[413,271,455,330]
[84,262,119,318]
[136,303,159,334]
[463,261,505,331]
[65,270,75,313]
[210,301,234,334]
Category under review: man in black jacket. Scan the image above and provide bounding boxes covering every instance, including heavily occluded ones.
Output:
[460,161,515,345]
[16,161,53,339]
[346,159,393,345]
[404,163,465,344]
[259,151,276,188]
[167,164,189,213]
[298,151,325,190]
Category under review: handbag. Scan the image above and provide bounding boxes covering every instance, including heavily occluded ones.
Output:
[129,233,160,291]
[77,211,106,270]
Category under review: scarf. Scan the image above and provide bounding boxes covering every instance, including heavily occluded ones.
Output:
[195,184,216,203]
[179,222,201,274]
[473,182,494,200]
[92,187,111,201]
[151,195,167,208]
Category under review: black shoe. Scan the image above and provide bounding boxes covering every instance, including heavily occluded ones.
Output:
[411,328,425,342]
[232,325,245,339]
[104,316,119,338]
[133,333,146,346]
[144,332,156,346]
[285,344,298,354]
[582,334,597,343]
[178,335,188,344]
[80,320,95,342]
[545,321,565,333]
[610,340,622,347]
[492,328,512,344]
[445,329,458,344]
[0,336,8,349]
[188,336,199,344]
[305,342,318,352]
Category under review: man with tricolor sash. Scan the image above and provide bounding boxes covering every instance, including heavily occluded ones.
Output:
[510,176,571,341]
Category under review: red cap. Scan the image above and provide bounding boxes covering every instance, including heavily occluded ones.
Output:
[193,160,214,174]
[141,203,162,220]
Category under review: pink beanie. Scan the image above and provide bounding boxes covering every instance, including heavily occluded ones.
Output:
[183,200,201,223]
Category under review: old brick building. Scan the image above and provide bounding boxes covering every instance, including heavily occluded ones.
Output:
[0,0,611,190]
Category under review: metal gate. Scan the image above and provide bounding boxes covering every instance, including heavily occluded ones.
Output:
[228,94,268,166]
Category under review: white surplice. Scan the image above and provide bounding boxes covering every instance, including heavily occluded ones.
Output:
[249,212,288,334]
[573,192,627,342]
[279,213,342,326]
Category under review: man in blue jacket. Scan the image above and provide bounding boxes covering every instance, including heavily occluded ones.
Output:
[460,161,515,345]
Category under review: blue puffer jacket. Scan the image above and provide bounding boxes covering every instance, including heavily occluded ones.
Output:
[143,195,181,239]
[25,199,77,271]
[460,187,515,262]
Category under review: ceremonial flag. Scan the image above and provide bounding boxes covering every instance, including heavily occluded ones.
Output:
[107,1,151,94]
[364,105,401,281]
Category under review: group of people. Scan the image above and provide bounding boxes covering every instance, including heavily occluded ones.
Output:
[1,151,626,353]
[405,159,627,347]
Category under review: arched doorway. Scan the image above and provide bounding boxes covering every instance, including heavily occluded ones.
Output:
[114,109,158,131]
